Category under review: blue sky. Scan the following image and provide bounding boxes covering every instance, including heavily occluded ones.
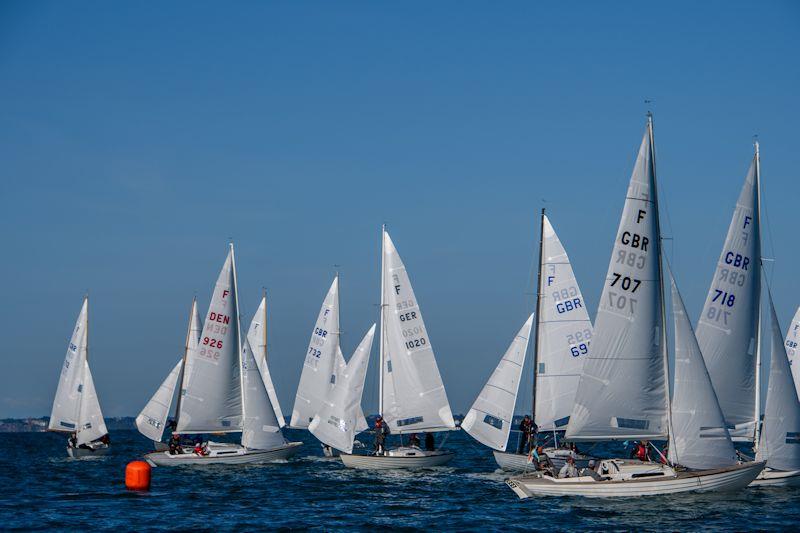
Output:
[1,1,798,418]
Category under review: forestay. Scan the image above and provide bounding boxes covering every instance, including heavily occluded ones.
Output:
[695,148,761,440]
[241,337,285,450]
[786,307,800,397]
[668,271,736,470]
[462,315,533,451]
[381,230,456,434]
[566,121,669,441]
[535,216,593,431]
[756,293,800,471]
[49,298,89,433]
[247,296,285,427]
[309,325,376,453]
[75,360,108,446]
[290,276,340,428]
[177,248,243,433]
[135,358,183,442]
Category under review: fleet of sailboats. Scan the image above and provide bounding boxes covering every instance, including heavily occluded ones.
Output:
[46,116,800,499]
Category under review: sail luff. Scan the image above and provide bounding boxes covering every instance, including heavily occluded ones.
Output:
[379,224,386,417]
[531,209,545,420]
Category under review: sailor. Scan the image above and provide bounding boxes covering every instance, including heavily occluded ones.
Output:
[374,416,389,455]
[68,433,77,448]
[580,459,603,481]
[425,432,435,451]
[408,433,420,448]
[100,434,110,445]
[193,442,206,456]
[168,433,183,455]
[630,440,651,462]
[558,456,579,478]
[518,415,533,454]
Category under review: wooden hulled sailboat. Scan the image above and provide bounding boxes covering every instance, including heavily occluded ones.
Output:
[463,210,594,471]
[49,296,110,458]
[507,117,764,498]
[339,227,458,469]
[144,245,301,466]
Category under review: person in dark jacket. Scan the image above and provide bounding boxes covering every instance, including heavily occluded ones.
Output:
[518,415,534,454]
[374,416,390,455]
[425,432,435,451]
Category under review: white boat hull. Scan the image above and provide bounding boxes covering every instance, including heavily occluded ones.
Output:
[506,460,765,498]
[67,443,110,458]
[145,441,302,467]
[494,449,592,471]
[341,447,454,470]
[749,467,800,487]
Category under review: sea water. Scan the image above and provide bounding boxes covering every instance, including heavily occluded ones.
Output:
[1,429,798,530]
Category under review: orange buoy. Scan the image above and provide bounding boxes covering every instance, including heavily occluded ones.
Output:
[125,460,151,490]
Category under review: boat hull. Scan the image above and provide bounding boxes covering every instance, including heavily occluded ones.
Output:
[67,443,110,458]
[506,460,765,498]
[145,441,302,467]
[341,447,454,470]
[749,468,800,487]
[494,449,592,471]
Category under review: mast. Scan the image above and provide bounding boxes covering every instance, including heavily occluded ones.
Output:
[648,113,673,444]
[379,224,386,417]
[230,242,246,428]
[262,288,268,366]
[531,208,545,419]
[173,296,196,423]
[753,140,763,448]
[78,293,89,432]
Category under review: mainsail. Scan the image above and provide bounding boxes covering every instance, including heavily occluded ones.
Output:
[668,270,736,470]
[566,119,669,441]
[247,296,285,427]
[177,247,243,433]
[135,358,183,442]
[786,306,800,396]
[755,292,800,471]
[695,146,761,440]
[462,315,534,451]
[380,229,456,434]
[49,298,89,433]
[290,276,340,428]
[241,337,285,449]
[535,215,593,431]
[309,325,376,453]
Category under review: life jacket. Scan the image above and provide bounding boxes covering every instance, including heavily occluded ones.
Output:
[635,444,648,461]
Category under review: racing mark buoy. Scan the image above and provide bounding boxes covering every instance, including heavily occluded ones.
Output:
[125,460,151,490]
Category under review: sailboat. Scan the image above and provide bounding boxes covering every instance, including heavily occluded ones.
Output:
[463,211,594,471]
[290,275,368,456]
[49,296,110,458]
[145,245,301,466]
[784,306,800,396]
[136,297,201,450]
[339,227,458,469]
[750,289,800,486]
[506,117,764,498]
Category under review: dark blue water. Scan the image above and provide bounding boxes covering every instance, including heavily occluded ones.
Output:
[1,430,798,531]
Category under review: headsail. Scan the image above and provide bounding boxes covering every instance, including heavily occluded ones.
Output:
[290,276,340,428]
[336,344,369,433]
[380,230,456,434]
[177,247,243,433]
[668,270,736,470]
[247,296,285,427]
[309,324,376,453]
[75,360,108,446]
[786,307,800,397]
[462,315,533,451]
[695,147,761,440]
[755,292,800,471]
[566,120,669,441]
[241,336,285,449]
[49,298,89,433]
[136,358,183,442]
[535,215,593,431]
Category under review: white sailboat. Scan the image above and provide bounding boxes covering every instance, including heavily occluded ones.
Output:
[247,293,286,428]
[464,211,594,471]
[145,245,301,466]
[340,227,457,469]
[507,117,764,498]
[751,289,800,486]
[785,306,800,397]
[136,297,201,449]
[49,296,110,457]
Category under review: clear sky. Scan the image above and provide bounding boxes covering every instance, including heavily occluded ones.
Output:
[1,1,798,418]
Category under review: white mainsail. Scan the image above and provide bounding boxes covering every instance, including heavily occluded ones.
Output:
[786,306,800,396]
[177,247,243,433]
[247,296,285,427]
[535,215,594,431]
[309,324,376,453]
[462,315,534,451]
[668,270,736,470]
[241,336,285,449]
[75,360,108,446]
[695,147,761,440]
[380,229,456,434]
[566,119,669,441]
[136,358,183,442]
[755,292,800,471]
[291,276,340,428]
[49,298,89,433]
[180,297,202,402]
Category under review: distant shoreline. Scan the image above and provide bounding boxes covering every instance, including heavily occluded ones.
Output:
[0,417,136,433]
